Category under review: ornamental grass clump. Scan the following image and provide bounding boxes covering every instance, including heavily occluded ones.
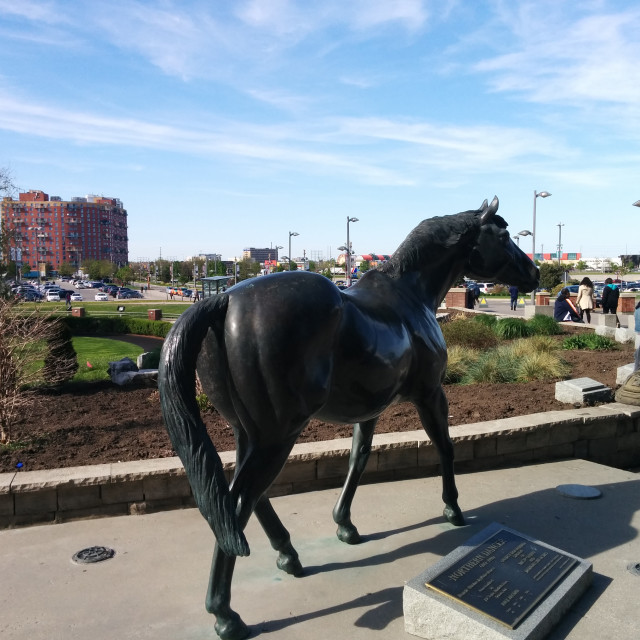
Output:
[441,316,498,350]
[445,345,479,383]
[526,314,563,336]
[494,317,530,340]
[562,334,618,351]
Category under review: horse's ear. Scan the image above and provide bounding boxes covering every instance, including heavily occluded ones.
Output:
[479,199,488,211]
[480,196,499,225]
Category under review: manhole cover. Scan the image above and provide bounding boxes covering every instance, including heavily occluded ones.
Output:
[627,562,640,576]
[555,484,602,499]
[72,546,115,564]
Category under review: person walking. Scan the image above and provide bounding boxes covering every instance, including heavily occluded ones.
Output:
[601,278,620,315]
[634,301,640,373]
[575,277,595,323]
[508,285,519,311]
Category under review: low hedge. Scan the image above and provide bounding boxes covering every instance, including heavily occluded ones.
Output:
[62,315,172,338]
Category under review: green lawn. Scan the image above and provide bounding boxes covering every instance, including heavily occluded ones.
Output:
[72,336,145,382]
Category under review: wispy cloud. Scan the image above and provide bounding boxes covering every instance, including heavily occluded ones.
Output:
[474,5,640,109]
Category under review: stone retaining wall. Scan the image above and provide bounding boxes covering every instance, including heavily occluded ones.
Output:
[2,403,640,529]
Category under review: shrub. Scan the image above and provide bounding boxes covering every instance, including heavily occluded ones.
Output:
[445,345,479,383]
[562,334,618,351]
[441,317,498,349]
[494,317,530,340]
[472,314,497,329]
[526,314,563,336]
[509,336,558,357]
[515,351,570,381]
[43,321,78,385]
[462,346,519,383]
[63,315,172,338]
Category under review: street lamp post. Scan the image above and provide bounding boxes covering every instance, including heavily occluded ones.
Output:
[345,216,358,287]
[515,230,532,247]
[288,232,299,271]
[531,190,551,303]
[557,223,565,266]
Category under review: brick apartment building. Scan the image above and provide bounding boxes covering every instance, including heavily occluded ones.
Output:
[0,189,128,274]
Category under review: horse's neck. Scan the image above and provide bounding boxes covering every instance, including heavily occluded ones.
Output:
[400,260,466,311]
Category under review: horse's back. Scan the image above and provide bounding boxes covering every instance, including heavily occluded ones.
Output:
[198,272,344,436]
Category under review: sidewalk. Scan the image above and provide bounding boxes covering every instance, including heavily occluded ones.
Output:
[1,459,639,640]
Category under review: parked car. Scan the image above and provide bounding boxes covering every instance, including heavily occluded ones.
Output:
[46,290,62,302]
[95,292,109,301]
[17,290,43,302]
[119,290,143,299]
[70,292,83,301]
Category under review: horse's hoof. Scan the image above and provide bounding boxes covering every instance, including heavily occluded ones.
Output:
[277,552,304,577]
[444,504,465,527]
[214,613,250,640]
[336,524,362,545]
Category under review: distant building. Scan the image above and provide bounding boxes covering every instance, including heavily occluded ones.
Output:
[1,189,128,273]
[242,247,280,263]
[524,252,581,265]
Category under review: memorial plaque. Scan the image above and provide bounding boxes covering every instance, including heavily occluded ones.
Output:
[426,528,577,629]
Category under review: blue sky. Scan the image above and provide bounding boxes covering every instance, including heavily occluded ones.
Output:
[1,0,639,263]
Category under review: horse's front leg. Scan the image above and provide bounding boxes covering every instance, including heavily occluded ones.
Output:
[332,418,378,544]
[415,388,465,527]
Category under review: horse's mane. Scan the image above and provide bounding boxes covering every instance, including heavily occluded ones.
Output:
[379,207,508,277]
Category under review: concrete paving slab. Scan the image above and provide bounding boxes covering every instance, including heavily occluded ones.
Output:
[0,460,639,640]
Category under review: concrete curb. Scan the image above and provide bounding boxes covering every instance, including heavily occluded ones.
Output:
[2,403,640,529]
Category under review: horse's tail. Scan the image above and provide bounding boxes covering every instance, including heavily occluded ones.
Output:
[158,295,249,557]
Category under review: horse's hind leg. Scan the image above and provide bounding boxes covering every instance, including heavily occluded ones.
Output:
[332,418,378,544]
[254,495,303,576]
[415,389,465,526]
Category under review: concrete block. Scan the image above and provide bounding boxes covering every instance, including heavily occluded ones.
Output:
[57,485,101,511]
[377,446,417,472]
[143,474,192,500]
[595,325,616,338]
[497,434,529,455]
[580,418,617,440]
[594,313,618,327]
[549,424,582,447]
[555,378,612,405]
[617,363,635,385]
[101,480,144,504]
[418,442,440,466]
[474,437,497,458]
[275,460,317,484]
[0,492,14,516]
[404,522,592,640]
[588,437,617,459]
[452,440,474,462]
[615,327,635,343]
[56,503,128,523]
[14,489,57,515]
[317,455,349,479]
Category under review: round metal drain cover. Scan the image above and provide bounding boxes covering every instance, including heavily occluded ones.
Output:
[555,484,602,499]
[72,546,115,564]
[627,562,640,576]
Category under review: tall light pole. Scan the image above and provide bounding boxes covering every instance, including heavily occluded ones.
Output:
[346,216,358,286]
[557,223,565,266]
[513,230,532,246]
[531,190,551,303]
[288,232,299,271]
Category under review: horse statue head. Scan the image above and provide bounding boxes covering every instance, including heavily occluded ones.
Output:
[464,196,539,292]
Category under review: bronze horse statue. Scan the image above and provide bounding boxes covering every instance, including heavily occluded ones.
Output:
[158,196,539,639]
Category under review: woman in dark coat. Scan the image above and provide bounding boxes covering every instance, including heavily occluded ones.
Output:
[601,278,620,314]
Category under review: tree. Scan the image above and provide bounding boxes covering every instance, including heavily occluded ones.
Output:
[574,260,588,271]
[115,265,134,284]
[0,300,78,442]
[538,263,565,291]
[359,260,371,273]
[58,262,75,278]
